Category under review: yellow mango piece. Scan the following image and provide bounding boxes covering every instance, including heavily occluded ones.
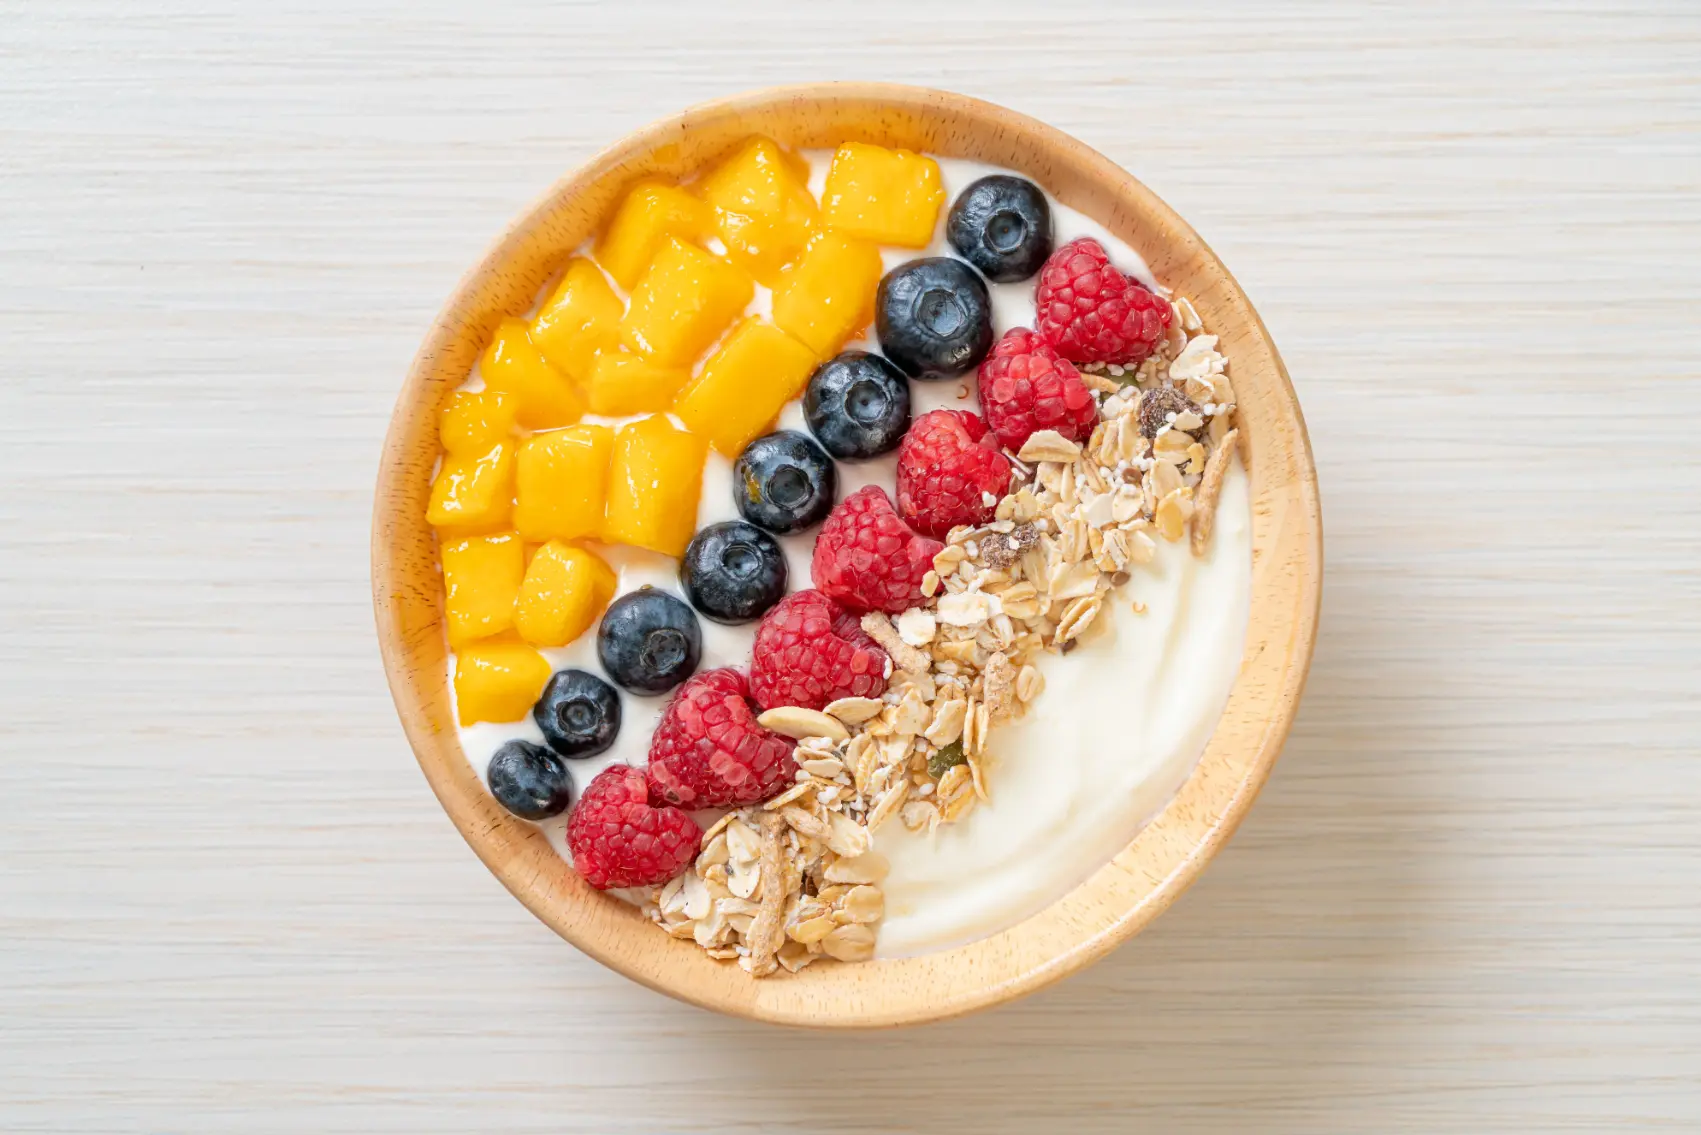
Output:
[618,238,753,367]
[440,531,524,647]
[821,143,946,248]
[513,424,613,543]
[698,136,820,285]
[427,440,516,533]
[603,415,709,557]
[529,258,623,382]
[585,351,688,417]
[438,389,519,455]
[770,230,884,358]
[595,182,716,290]
[514,541,617,648]
[481,318,586,431]
[453,636,552,726]
[674,318,818,456]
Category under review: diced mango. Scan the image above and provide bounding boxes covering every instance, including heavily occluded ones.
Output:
[674,318,818,456]
[453,636,552,726]
[438,389,519,455]
[618,238,753,367]
[770,230,884,358]
[529,258,623,382]
[698,136,820,285]
[513,424,613,543]
[481,317,586,431]
[595,181,716,290]
[603,415,709,557]
[514,541,617,648]
[820,143,946,248]
[586,350,688,417]
[440,531,525,646]
[427,440,516,533]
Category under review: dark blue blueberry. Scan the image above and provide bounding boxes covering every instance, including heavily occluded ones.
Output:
[803,351,911,460]
[596,588,701,695]
[732,430,836,535]
[486,739,573,821]
[532,669,621,758]
[946,175,1054,283]
[875,257,994,380]
[680,520,788,624]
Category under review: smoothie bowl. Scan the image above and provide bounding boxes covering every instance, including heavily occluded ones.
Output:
[372,84,1320,1026]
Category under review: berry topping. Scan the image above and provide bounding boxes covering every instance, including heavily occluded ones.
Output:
[566,765,700,890]
[804,351,912,460]
[1136,384,1206,439]
[486,739,575,821]
[976,326,1100,451]
[875,258,994,380]
[646,668,798,808]
[809,485,943,615]
[732,430,837,535]
[896,408,1012,539]
[1034,237,1172,366]
[749,590,891,711]
[946,175,1054,283]
[596,588,701,695]
[681,520,788,625]
[532,669,621,759]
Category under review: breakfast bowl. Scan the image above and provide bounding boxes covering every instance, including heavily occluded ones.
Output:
[372,83,1321,1027]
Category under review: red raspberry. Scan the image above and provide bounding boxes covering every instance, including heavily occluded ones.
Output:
[749,589,890,711]
[566,765,700,890]
[809,486,943,615]
[977,327,1099,451]
[646,668,797,808]
[1034,237,1172,365]
[896,408,1012,538]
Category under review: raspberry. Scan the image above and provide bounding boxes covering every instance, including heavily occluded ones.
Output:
[1034,237,1172,366]
[749,589,890,711]
[565,765,700,890]
[976,327,1099,451]
[896,409,1012,538]
[809,486,943,615]
[646,668,797,808]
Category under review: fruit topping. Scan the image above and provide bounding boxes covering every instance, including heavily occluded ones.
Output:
[597,588,702,695]
[427,439,515,533]
[566,765,700,890]
[749,590,890,711]
[514,424,613,543]
[438,389,518,456]
[532,669,621,759]
[645,668,797,808]
[618,237,753,367]
[481,317,586,430]
[513,541,617,648]
[1137,384,1206,439]
[529,257,622,381]
[673,317,818,456]
[1034,237,1172,366]
[595,181,716,290]
[895,408,1012,539]
[803,350,911,461]
[697,136,820,285]
[601,415,708,558]
[441,532,525,646]
[976,326,1098,451]
[584,351,687,417]
[946,175,1054,283]
[810,485,942,614]
[487,739,574,820]
[875,258,994,381]
[770,229,884,358]
[821,143,946,249]
[681,520,788,625]
[732,430,836,535]
[453,637,553,726]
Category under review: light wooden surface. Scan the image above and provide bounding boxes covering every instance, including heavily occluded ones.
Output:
[3,0,1698,1129]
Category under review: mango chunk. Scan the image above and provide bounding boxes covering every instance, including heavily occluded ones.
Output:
[514,541,617,648]
[586,350,688,417]
[513,424,613,543]
[603,415,709,557]
[618,238,753,367]
[453,636,552,726]
[438,389,519,456]
[427,440,516,533]
[770,230,884,358]
[674,318,817,456]
[698,136,820,285]
[481,317,586,431]
[595,182,716,290]
[529,258,623,382]
[821,143,945,248]
[440,531,525,646]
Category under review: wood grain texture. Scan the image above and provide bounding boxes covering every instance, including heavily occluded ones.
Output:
[2,0,1698,1128]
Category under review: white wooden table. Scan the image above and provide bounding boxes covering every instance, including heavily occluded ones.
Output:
[4,2,1698,1130]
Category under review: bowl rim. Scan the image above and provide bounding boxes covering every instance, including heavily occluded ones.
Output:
[373,82,1322,1027]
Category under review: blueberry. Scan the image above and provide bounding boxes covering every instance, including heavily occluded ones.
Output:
[486,740,573,821]
[597,589,701,695]
[732,430,836,535]
[532,669,621,758]
[875,257,994,380]
[804,351,911,460]
[946,175,1053,283]
[681,521,788,624]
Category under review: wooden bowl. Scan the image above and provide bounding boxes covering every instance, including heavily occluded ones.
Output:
[372,83,1321,1027]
